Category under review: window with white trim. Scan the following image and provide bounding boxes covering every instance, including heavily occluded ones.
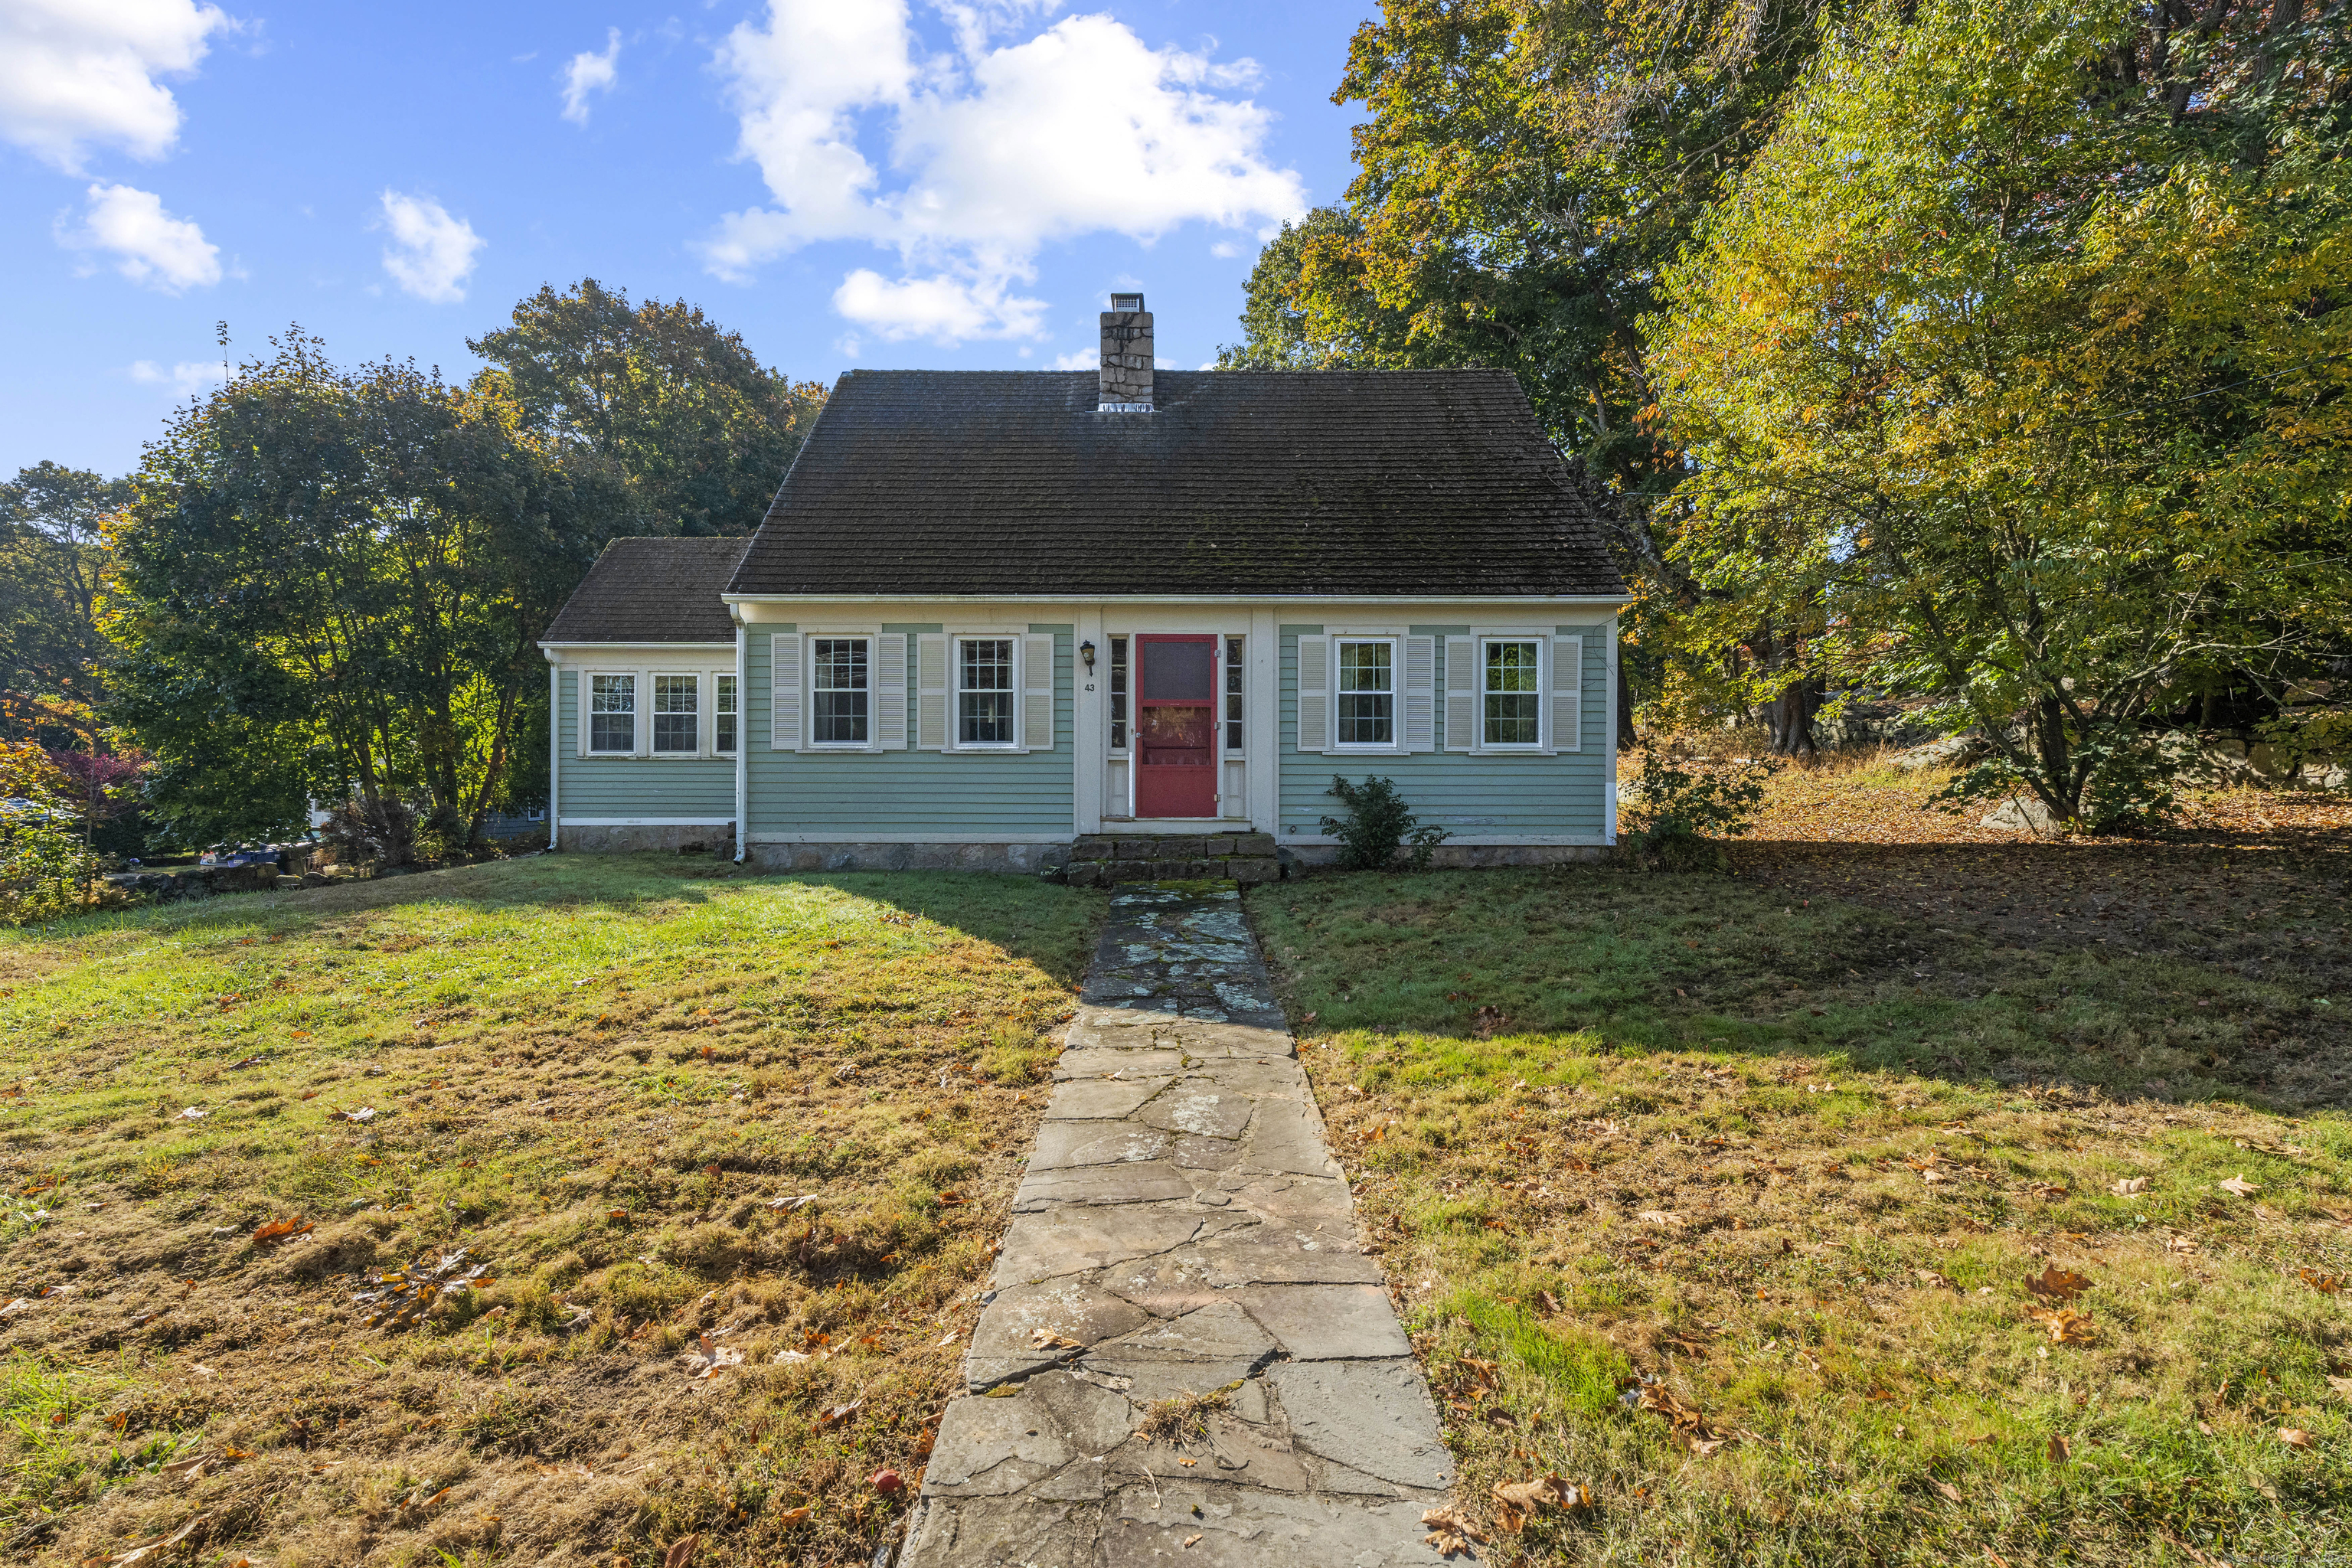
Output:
[810,636,871,746]
[1334,639,1394,748]
[589,674,635,754]
[1482,639,1544,747]
[958,636,1016,746]
[1109,636,1129,750]
[1224,635,1244,753]
[714,674,738,756]
[652,674,700,753]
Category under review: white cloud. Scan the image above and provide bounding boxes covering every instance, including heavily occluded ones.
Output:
[378,190,483,303]
[703,1,1305,341]
[0,0,234,172]
[1210,240,1239,259]
[560,28,619,125]
[129,358,227,397]
[1047,348,1093,371]
[59,182,220,292]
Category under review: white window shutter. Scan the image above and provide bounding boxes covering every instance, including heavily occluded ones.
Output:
[1444,637,1475,752]
[874,632,908,750]
[1021,633,1056,751]
[1295,635,1329,753]
[1550,635,1583,753]
[770,635,802,750]
[916,634,949,750]
[1403,635,1436,752]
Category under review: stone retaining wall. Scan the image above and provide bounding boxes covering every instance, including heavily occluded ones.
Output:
[562,825,736,854]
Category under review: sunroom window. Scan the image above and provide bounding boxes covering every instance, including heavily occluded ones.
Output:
[1335,639,1394,747]
[652,674,699,753]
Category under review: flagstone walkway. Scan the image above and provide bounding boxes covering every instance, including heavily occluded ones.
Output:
[900,883,1453,1567]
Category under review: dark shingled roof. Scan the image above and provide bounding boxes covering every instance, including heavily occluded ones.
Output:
[543,537,746,643]
[726,370,1628,598]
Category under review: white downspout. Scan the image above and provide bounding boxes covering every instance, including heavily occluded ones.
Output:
[1604,621,1620,844]
[544,652,562,851]
[732,607,748,863]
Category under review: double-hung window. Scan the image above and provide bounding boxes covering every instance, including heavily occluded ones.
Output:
[810,636,871,746]
[1482,639,1544,748]
[589,674,636,754]
[714,674,738,756]
[652,674,699,754]
[958,637,1016,746]
[1334,639,1394,748]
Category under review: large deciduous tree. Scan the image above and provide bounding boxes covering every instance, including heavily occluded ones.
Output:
[469,278,828,538]
[109,331,616,855]
[1650,0,2352,827]
[1222,0,1849,748]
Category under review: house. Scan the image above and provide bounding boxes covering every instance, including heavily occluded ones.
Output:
[537,294,1631,879]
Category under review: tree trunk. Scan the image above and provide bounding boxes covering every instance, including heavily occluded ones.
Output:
[1764,677,1822,759]
[1616,662,1638,750]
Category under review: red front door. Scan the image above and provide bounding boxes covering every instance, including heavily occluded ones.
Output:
[1135,635,1217,818]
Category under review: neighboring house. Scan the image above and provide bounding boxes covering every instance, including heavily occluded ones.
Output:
[538,293,1631,877]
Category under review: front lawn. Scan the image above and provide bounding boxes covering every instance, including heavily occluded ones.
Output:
[1250,861,2352,1566]
[0,855,1102,1566]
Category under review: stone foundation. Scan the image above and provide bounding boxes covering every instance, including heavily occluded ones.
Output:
[1060,832,1282,887]
[1280,841,1610,870]
[744,841,1062,874]
[561,825,736,854]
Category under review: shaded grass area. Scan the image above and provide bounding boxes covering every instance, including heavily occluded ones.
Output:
[0,854,1102,1566]
[1250,866,2352,1566]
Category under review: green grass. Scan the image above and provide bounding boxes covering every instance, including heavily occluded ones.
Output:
[1250,865,2352,1566]
[0,854,1102,1566]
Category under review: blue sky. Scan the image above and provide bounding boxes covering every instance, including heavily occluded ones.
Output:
[0,1,1370,479]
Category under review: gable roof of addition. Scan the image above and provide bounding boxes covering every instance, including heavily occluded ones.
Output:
[541,536,748,644]
[725,369,1629,599]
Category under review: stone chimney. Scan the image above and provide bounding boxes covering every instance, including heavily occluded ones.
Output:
[1098,292,1152,410]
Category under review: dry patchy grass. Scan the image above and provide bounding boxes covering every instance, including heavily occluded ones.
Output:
[0,854,1102,1566]
[1251,864,2352,1566]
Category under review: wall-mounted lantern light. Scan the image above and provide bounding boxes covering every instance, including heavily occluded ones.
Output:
[1080,639,1096,672]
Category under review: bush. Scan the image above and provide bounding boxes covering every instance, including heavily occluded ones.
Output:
[1621,750,1775,871]
[1318,775,1449,872]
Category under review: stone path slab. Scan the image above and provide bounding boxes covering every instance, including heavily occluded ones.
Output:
[900,884,1452,1567]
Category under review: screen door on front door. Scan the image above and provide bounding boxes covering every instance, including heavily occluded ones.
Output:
[1135,635,1217,818]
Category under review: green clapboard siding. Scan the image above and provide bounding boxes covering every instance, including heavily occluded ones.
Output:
[1278,622,1612,838]
[746,626,1075,838]
[552,668,738,820]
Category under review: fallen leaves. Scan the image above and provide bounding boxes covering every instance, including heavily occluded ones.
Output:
[1421,1506,1487,1557]
[1027,1328,1083,1352]
[2298,1268,2344,1294]
[1633,1380,1737,1455]
[871,1468,904,1495]
[1490,1474,1592,1532]
[2109,1177,2150,1197]
[80,1512,208,1565]
[250,1216,312,1246]
[2023,1265,2091,1305]
[2279,1427,2315,1449]
[2217,1175,2261,1197]
[662,1534,701,1568]
[352,1249,490,1330]
[815,1400,864,1430]
[2026,1308,2099,1345]
[679,1336,745,1380]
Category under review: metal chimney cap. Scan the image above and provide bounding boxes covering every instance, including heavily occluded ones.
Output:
[1109,292,1145,312]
